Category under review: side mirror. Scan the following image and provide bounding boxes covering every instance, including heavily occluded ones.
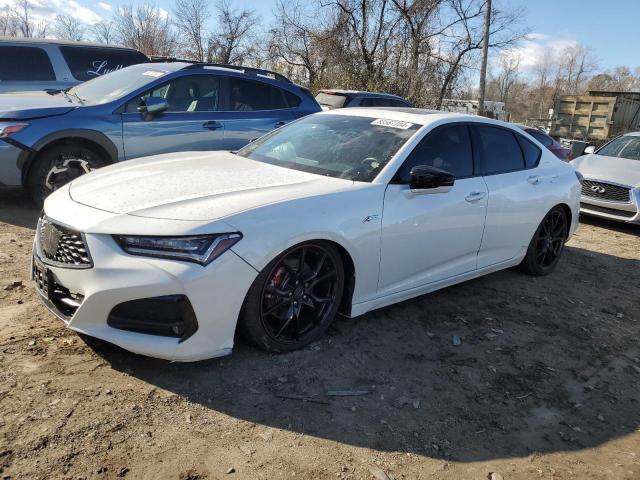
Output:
[137,97,168,117]
[409,165,455,193]
[583,145,595,155]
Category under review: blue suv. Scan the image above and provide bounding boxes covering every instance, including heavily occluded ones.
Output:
[0,62,320,203]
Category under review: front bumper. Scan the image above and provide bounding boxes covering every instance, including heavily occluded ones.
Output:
[579,186,640,224]
[32,230,258,361]
[0,139,24,187]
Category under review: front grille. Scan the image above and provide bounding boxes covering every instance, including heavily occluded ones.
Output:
[37,216,92,268]
[581,180,630,202]
[580,203,637,218]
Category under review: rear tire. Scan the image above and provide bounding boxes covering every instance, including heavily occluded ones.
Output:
[519,206,568,276]
[239,241,345,353]
[26,144,108,205]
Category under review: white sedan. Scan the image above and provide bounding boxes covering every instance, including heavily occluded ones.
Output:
[33,109,581,361]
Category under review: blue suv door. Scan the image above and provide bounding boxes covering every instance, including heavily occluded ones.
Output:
[121,73,225,159]
[212,75,299,150]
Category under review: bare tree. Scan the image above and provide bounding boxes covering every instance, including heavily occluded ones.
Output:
[113,4,177,57]
[434,0,526,108]
[54,14,85,41]
[494,50,520,103]
[0,6,18,37]
[173,0,210,61]
[92,21,115,44]
[207,0,259,64]
[12,0,47,38]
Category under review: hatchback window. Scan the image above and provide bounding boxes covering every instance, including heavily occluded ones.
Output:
[59,46,148,81]
[229,78,289,111]
[395,124,473,182]
[476,126,525,175]
[0,46,55,81]
[125,75,220,112]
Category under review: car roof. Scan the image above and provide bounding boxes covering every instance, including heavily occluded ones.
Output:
[623,131,640,137]
[0,36,142,51]
[318,89,407,100]
[318,107,513,127]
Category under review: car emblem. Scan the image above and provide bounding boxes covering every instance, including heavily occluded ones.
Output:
[42,221,61,256]
[590,185,606,194]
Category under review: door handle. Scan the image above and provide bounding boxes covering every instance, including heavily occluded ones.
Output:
[527,175,541,185]
[203,121,223,130]
[274,121,286,128]
[465,191,486,202]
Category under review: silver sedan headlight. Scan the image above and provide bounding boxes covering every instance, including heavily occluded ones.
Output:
[113,233,242,265]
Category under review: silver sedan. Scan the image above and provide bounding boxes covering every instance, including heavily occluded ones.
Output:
[571,132,640,224]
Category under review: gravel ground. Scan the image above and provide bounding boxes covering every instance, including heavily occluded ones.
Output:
[0,190,639,480]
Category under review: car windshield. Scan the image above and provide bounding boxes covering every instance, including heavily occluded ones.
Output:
[597,135,640,161]
[315,92,349,109]
[67,64,174,105]
[235,114,420,182]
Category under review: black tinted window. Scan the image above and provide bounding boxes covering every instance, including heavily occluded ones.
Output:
[395,124,473,182]
[528,130,553,147]
[0,46,55,81]
[517,134,542,168]
[476,126,525,175]
[125,75,220,113]
[283,90,301,108]
[229,78,289,111]
[60,46,148,81]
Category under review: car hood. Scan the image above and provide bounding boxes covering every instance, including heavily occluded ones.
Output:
[69,151,355,221]
[0,91,78,120]
[571,154,640,187]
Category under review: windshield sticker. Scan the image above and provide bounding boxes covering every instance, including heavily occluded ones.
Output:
[142,70,165,77]
[87,60,126,77]
[371,118,414,130]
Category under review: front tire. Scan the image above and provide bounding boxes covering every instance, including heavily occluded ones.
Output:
[519,206,568,276]
[26,144,108,205]
[239,241,345,352]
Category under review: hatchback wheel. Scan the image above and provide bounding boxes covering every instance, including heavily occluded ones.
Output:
[519,206,568,276]
[240,242,345,352]
[27,144,108,205]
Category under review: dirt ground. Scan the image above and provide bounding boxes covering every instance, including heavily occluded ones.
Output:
[0,189,639,480]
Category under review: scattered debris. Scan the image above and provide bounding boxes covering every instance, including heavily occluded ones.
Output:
[326,389,370,396]
[452,334,462,346]
[275,394,330,405]
[3,280,22,291]
[226,467,236,474]
[368,465,394,480]
[488,472,504,480]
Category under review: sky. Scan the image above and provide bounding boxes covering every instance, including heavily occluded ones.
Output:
[3,0,638,74]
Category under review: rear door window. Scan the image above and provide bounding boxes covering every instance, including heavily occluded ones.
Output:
[59,46,148,81]
[228,78,290,111]
[516,134,542,168]
[475,125,526,175]
[0,46,55,81]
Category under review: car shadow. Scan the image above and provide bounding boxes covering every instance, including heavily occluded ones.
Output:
[0,190,40,229]
[580,213,639,235]
[85,244,640,462]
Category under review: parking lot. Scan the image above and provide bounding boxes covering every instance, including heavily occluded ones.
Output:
[0,190,637,479]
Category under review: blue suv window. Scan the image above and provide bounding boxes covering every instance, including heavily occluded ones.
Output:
[59,46,148,81]
[229,77,296,111]
[125,75,221,113]
[0,46,55,81]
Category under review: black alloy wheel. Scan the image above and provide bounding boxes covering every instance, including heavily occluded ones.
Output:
[520,206,568,276]
[240,242,345,352]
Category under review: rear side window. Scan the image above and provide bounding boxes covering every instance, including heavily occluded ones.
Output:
[59,46,148,81]
[528,130,553,147]
[395,124,473,182]
[0,46,55,81]
[283,90,301,108]
[516,134,542,168]
[475,125,525,175]
[228,78,290,111]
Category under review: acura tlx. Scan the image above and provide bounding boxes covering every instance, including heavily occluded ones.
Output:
[32,108,581,361]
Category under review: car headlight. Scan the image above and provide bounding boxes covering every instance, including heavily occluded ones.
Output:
[113,233,242,265]
[0,123,29,138]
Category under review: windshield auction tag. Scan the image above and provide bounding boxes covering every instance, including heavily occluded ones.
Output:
[371,118,414,130]
[142,71,165,77]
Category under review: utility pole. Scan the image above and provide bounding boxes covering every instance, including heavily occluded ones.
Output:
[477,0,491,116]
